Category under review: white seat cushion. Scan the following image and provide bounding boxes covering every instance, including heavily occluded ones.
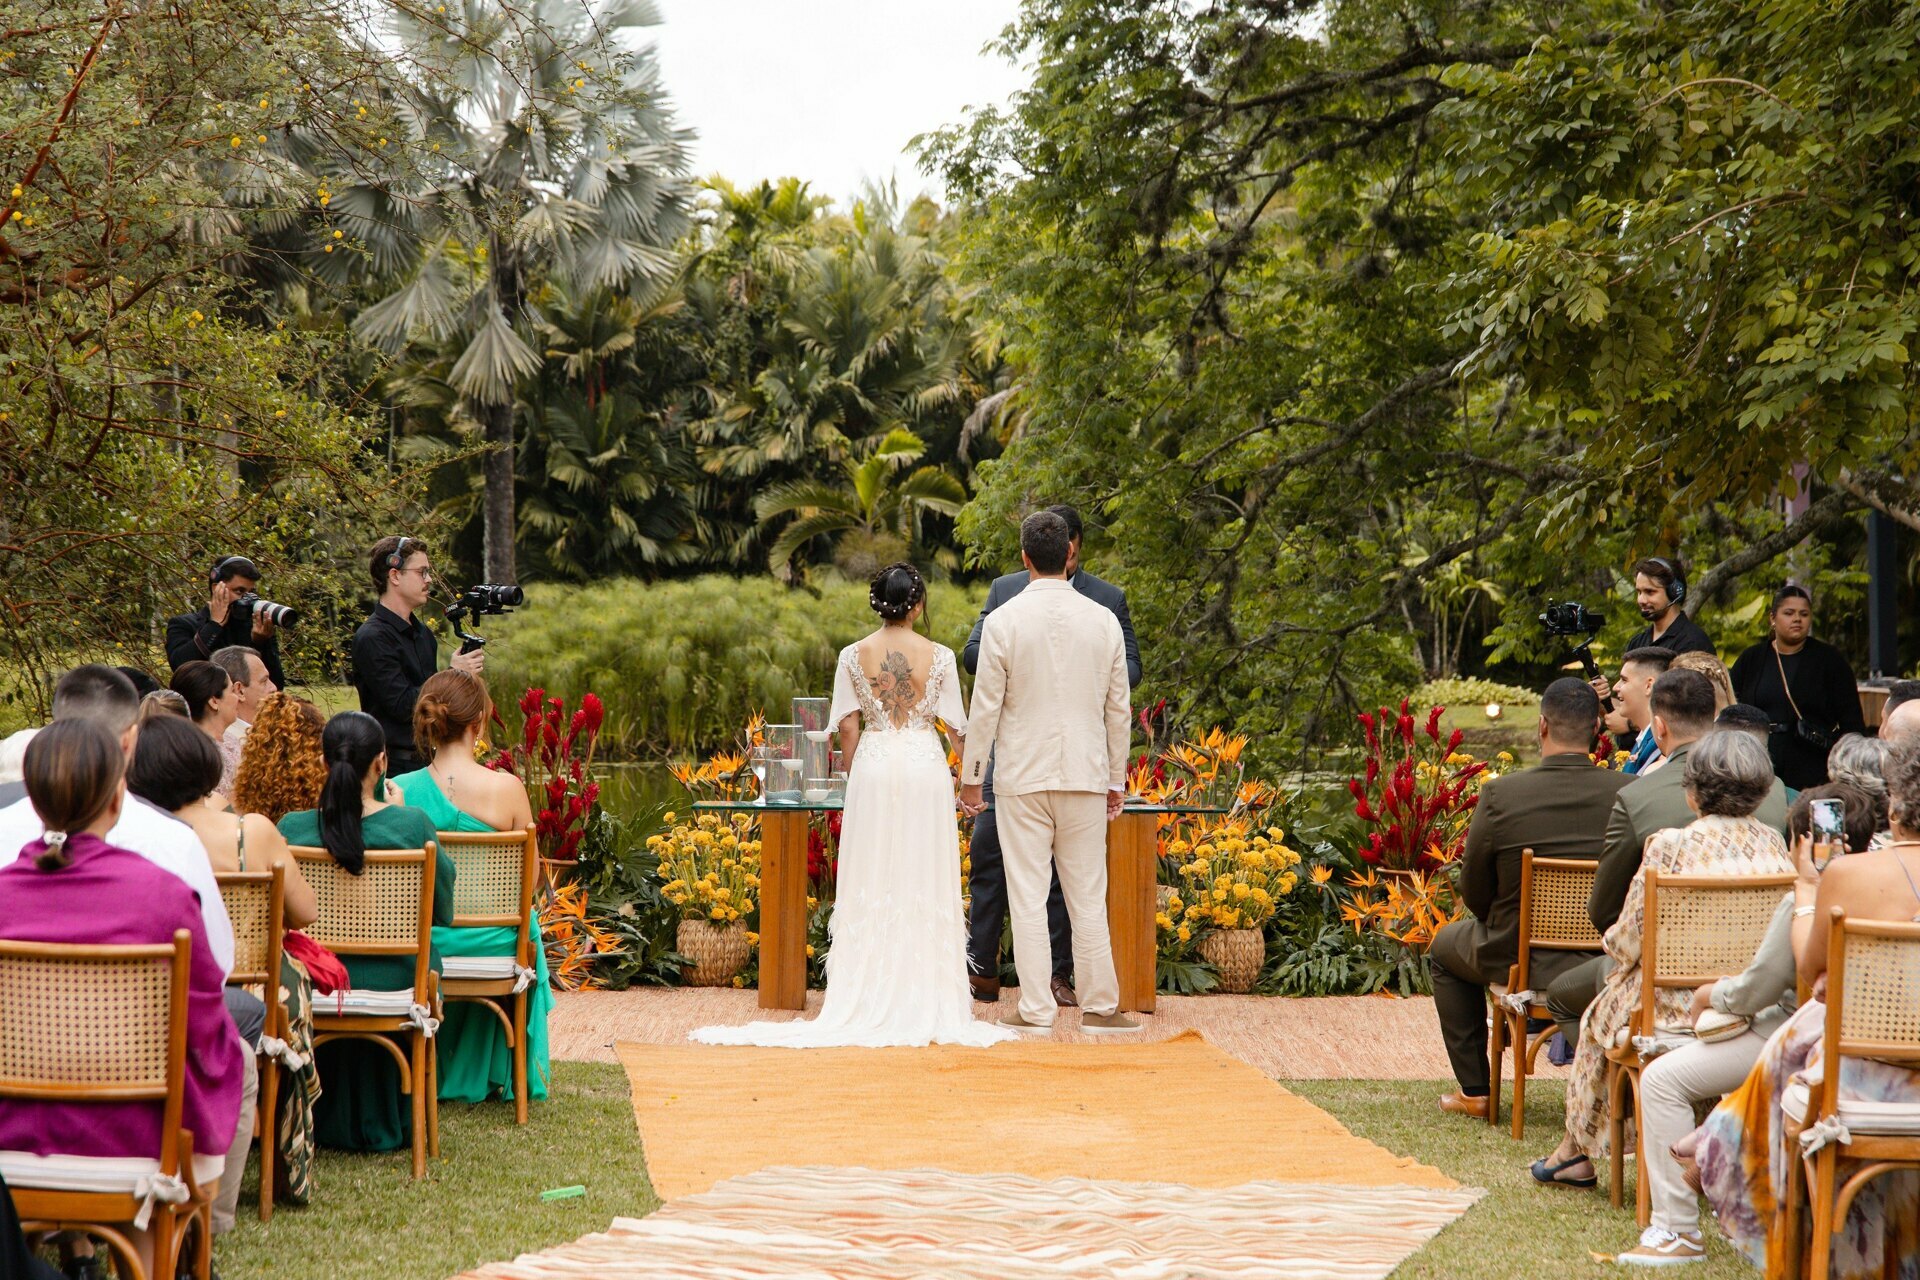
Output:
[321,987,419,1017]
[442,956,517,981]
[0,1149,223,1194]
[1784,1080,1920,1136]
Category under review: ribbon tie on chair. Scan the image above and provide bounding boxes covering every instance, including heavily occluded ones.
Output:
[131,1171,191,1230]
[404,1003,441,1037]
[511,964,537,993]
[1497,989,1539,1016]
[1630,1034,1692,1059]
[1799,1115,1853,1154]
[257,1034,310,1072]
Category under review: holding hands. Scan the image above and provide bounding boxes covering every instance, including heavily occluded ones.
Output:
[959,783,985,818]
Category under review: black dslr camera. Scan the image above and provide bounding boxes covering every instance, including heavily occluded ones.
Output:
[1540,601,1607,688]
[235,593,299,629]
[446,584,526,654]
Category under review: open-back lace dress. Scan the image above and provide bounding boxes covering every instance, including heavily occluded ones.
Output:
[691,642,1013,1049]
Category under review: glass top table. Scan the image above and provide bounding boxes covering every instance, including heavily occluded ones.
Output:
[692,798,1231,815]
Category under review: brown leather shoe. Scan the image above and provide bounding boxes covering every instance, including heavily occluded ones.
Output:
[1051,977,1078,1008]
[969,975,1001,1003]
[1438,1091,1491,1119]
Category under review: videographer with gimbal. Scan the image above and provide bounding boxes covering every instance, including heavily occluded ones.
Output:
[351,536,487,776]
[165,555,290,689]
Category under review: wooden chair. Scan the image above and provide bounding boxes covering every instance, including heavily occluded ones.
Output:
[289,845,440,1178]
[1488,850,1601,1139]
[1606,868,1794,1221]
[437,830,540,1123]
[0,931,213,1280]
[1780,910,1920,1280]
[215,865,288,1220]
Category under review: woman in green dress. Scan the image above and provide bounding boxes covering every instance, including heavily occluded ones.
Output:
[393,670,552,1109]
[279,711,455,1153]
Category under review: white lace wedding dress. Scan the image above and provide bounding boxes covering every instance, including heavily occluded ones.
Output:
[690,642,1013,1049]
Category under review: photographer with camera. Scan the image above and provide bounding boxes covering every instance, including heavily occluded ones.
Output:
[1731,584,1864,790]
[1624,557,1712,656]
[165,556,290,689]
[351,536,485,777]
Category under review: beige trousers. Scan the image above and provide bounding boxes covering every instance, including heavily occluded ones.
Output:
[212,1037,260,1234]
[995,790,1119,1025]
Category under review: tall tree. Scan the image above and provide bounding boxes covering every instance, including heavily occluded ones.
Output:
[322,0,696,583]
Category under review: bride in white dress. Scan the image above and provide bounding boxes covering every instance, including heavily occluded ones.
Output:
[691,564,1014,1049]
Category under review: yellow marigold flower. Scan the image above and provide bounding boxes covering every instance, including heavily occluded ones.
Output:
[1155,913,1172,929]
[1176,925,1191,942]
[1166,895,1183,913]
[709,907,724,920]
[805,945,816,958]
[744,932,759,945]
[664,811,676,823]
[1211,889,1228,903]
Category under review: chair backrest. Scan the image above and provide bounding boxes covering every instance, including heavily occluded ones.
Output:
[1639,868,1796,1034]
[1825,910,1920,1075]
[1515,851,1602,988]
[217,864,288,1041]
[439,830,538,926]
[288,845,436,996]
[0,931,191,1169]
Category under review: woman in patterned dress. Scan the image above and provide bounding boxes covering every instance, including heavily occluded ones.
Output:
[1531,729,1793,1189]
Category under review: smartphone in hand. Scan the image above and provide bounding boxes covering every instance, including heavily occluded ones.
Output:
[1811,797,1847,872]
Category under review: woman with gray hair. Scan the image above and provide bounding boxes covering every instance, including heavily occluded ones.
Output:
[1827,732,1891,842]
[1531,733,1794,1242]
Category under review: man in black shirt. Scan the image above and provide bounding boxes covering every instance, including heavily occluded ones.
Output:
[1623,556,1712,656]
[164,556,288,688]
[350,536,485,775]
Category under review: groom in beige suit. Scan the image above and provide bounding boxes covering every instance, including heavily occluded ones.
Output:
[960,511,1139,1034]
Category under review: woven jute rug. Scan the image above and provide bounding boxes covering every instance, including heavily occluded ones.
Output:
[615,1029,1457,1200]
[456,1166,1482,1280]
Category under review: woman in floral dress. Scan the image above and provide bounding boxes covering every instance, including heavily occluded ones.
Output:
[1531,729,1792,1188]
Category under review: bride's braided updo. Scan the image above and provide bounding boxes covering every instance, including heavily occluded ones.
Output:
[869,562,926,623]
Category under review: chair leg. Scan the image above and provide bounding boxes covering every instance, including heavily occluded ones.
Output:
[1631,1070,1650,1227]
[411,1033,428,1179]
[427,1032,440,1160]
[1607,1062,1628,1210]
[1809,1148,1838,1280]
[514,992,529,1125]
[258,1056,278,1221]
[1511,1018,1529,1141]
[1782,1149,1807,1279]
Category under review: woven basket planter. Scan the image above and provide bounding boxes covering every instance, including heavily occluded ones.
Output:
[1198,927,1265,994]
[1156,885,1175,914]
[677,920,751,987]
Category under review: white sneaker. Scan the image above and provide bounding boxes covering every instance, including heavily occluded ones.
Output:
[1616,1227,1705,1267]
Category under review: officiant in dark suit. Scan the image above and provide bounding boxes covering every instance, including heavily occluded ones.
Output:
[962,504,1142,1006]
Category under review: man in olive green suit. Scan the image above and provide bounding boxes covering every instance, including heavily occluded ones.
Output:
[1431,679,1629,1118]
[1543,668,1789,1040]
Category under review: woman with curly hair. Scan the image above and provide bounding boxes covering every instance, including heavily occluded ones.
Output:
[232,693,328,822]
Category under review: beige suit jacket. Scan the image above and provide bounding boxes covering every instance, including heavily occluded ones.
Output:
[960,578,1131,797]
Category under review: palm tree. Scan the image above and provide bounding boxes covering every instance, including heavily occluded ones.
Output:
[755,429,967,581]
[320,0,694,582]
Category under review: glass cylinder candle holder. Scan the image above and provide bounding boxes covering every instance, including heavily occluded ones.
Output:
[802,776,833,804]
[791,697,830,735]
[768,757,804,804]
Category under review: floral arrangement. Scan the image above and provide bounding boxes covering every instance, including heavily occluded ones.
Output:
[540,881,629,992]
[650,810,762,925]
[1346,701,1487,872]
[488,686,605,869]
[1163,823,1303,936]
[1340,865,1458,951]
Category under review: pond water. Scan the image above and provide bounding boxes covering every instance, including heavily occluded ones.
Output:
[594,762,690,821]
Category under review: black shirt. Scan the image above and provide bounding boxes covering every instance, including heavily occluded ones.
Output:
[1730,637,1866,790]
[351,604,439,768]
[164,606,288,688]
[1625,610,1714,657]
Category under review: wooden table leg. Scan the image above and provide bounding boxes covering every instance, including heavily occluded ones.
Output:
[1106,811,1157,1014]
[758,809,809,1011]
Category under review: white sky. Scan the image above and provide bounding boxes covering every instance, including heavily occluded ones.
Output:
[646,0,1030,207]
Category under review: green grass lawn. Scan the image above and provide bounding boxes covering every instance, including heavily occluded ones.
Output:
[214,1066,1756,1280]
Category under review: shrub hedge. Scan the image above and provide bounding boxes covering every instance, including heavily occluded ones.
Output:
[483,575,988,758]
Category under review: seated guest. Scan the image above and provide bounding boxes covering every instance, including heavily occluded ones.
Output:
[0,721,244,1277]
[393,671,551,1108]
[139,688,190,723]
[169,660,242,800]
[232,692,328,823]
[1606,647,1675,774]
[0,666,233,976]
[1429,678,1629,1119]
[114,665,162,698]
[1699,738,1920,1276]
[1882,678,1920,719]
[279,712,454,1153]
[1827,733,1891,844]
[1716,702,1773,742]
[1671,650,1736,714]
[1885,697,1920,746]
[1532,730,1793,1191]
[1611,782,1876,1266]
[1548,672,1789,1040]
[209,644,276,799]
[128,712,327,1216]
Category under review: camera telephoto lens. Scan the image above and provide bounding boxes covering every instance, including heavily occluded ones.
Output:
[235,593,300,628]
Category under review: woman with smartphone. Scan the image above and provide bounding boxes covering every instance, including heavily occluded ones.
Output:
[1698,740,1920,1275]
[1730,584,1866,790]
